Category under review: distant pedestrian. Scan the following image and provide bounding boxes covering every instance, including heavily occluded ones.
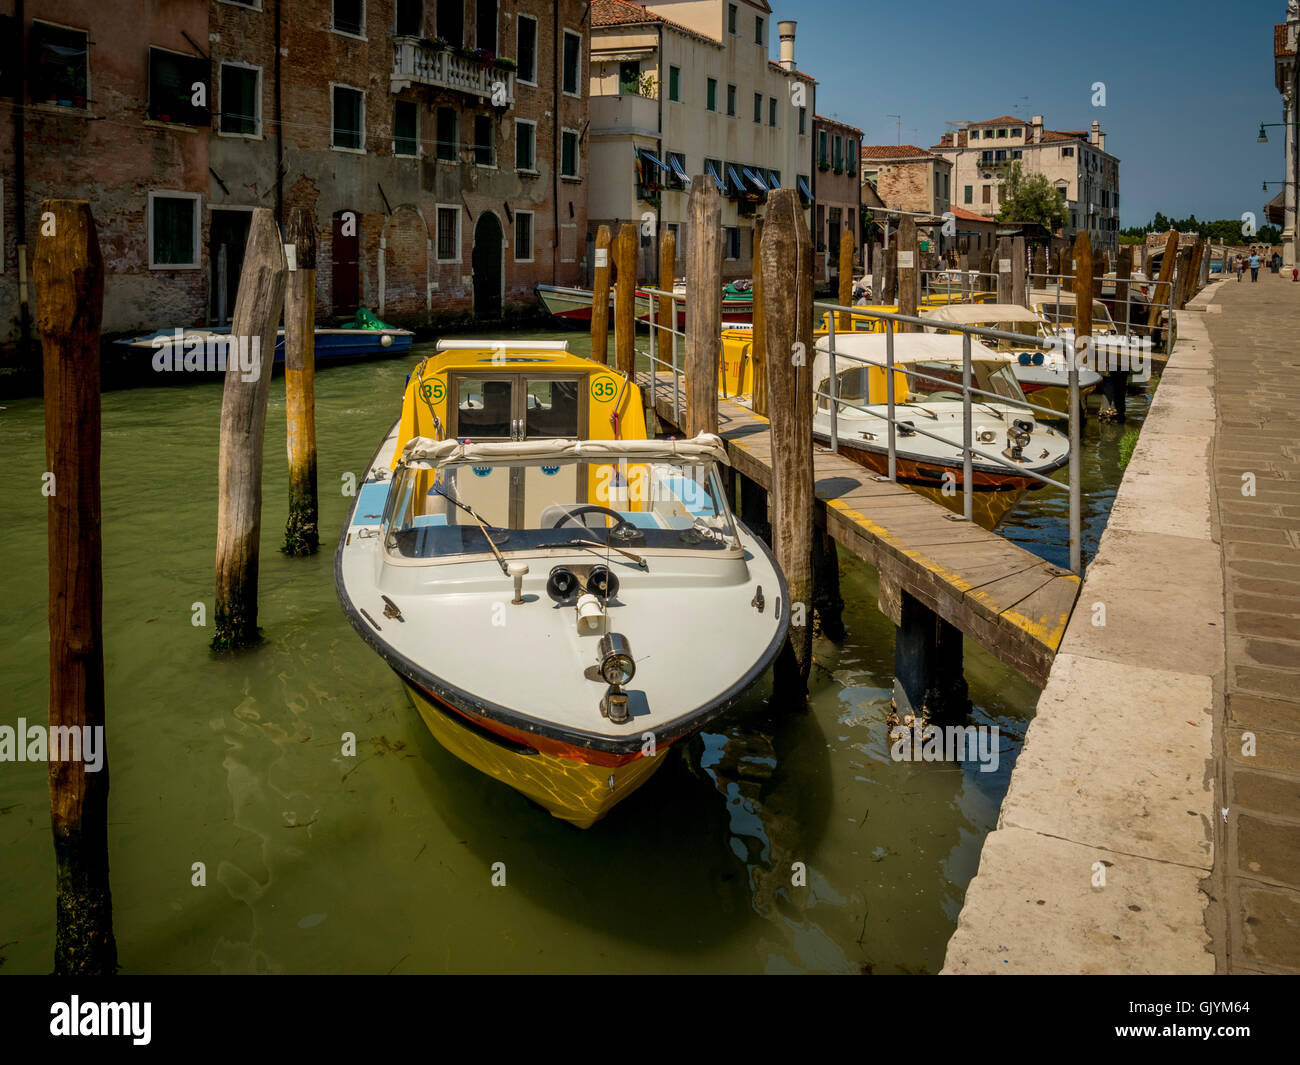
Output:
[1249,252,1261,282]
[1237,256,1245,281]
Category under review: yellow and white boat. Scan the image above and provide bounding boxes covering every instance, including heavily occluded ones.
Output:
[336,340,788,828]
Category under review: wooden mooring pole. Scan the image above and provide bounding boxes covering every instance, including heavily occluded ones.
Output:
[760,189,815,698]
[996,236,1013,303]
[879,574,969,728]
[614,222,638,377]
[685,180,722,437]
[837,225,854,330]
[590,225,611,365]
[1012,236,1027,307]
[213,208,289,650]
[1150,230,1179,341]
[283,206,319,556]
[751,217,768,417]
[896,216,917,327]
[34,199,117,974]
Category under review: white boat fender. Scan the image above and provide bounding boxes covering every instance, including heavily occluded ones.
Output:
[576,593,605,633]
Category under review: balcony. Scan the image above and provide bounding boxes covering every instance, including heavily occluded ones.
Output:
[391,37,515,104]
[590,93,659,138]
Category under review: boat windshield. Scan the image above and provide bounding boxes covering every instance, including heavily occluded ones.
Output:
[382,455,739,561]
[959,320,1054,353]
[1038,304,1115,330]
[899,360,1026,404]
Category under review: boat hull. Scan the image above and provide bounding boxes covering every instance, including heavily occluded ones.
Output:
[404,679,669,828]
[1019,378,1099,416]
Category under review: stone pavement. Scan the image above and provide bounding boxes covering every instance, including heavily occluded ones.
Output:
[1204,272,1300,974]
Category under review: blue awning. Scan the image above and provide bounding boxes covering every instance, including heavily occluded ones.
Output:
[743,167,769,192]
[669,154,691,184]
[766,170,782,189]
[705,160,724,191]
[796,175,813,202]
[726,164,747,196]
[638,148,671,174]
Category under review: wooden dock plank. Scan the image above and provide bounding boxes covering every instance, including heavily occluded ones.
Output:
[638,371,1081,685]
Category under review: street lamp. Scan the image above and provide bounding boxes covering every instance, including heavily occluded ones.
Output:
[1257,120,1300,143]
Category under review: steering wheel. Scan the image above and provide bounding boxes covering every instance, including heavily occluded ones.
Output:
[551,504,640,541]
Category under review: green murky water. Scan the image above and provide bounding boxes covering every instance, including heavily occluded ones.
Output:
[0,332,1147,974]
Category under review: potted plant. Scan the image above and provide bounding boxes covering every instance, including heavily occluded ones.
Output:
[817,159,830,172]
[833,165,844,175]
[494,56,517,72]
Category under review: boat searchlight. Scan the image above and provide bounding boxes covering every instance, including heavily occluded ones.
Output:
[599,633,635,724]
[1004,418,1034,462]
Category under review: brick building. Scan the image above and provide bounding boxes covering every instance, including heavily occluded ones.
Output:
[811,114,861,287]
[1274,10,1298,267]
[860,144,951,218]
[0,0,589,347]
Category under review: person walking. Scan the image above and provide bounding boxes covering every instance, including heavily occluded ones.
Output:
[1237,255,1245,282]
[1249,251,1261,282]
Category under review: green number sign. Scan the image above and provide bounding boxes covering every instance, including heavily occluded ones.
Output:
[590,376,617,402]
[421,380,445,403]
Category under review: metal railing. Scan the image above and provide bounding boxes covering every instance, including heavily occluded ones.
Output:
[631,287,1085,574]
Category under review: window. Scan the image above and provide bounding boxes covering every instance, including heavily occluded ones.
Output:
[562,30,581,96]
[728,4,738,34]
[982,185,991,204]
[436,205,460,261]
[436,107,457,160]
[394,99,418,156]
[726,84,736,117]
[561,129,578,177]
[436,0,463,47]
[798,107,806,135]
[476,0,496,52]
[474,113,494,165]
[514,211,533,262]
[963,184,972,204]
[847,140,856,174]
[755,16,764,44]
[620,61,640,95]
[797,174,811,207]
[31,21,89,108]
[704,157,723,191]
[769,97,777,127]
[753,92,762,123]
[980,150,993,164]
[332,85,364,150]
[332,0,364,38]
[148,192,200,269]
[515,119,536,171]
[818,131,828,166]
[669,65,680,102]
[148,47,209,127]
[517,15,537,84]
[1012,149,1022,160]
[724,226,740,259]
[996,127,1007,138]
[1011,127,1022,137]
[994,149,1007,162]
[833,136,843,170]
[219,64,260,136]
[395,0,422,36]
[666,150,686,190]
[1062,146,1074,158]
[706,78,717,111]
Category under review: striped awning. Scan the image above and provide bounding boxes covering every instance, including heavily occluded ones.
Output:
[726,164,747,196]
[797,175,813,202]
[638,148,671,174]
[704,159,724,191]
[743,167,769,192]
[766,170,782,189]
[669,154,691,185]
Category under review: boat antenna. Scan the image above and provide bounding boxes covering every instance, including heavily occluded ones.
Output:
[430,481,510,575]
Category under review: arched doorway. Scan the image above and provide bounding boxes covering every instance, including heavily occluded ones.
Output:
[472,212,503,319]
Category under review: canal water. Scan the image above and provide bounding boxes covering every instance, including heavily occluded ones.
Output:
[0,333,1148,974]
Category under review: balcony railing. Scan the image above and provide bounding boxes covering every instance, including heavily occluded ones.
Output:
[391,37,515,104]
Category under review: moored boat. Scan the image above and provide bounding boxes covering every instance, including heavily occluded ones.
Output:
[808,333,1070,529]
[336,338,789,828]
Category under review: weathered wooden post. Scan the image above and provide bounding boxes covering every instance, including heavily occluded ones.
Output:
[959,252,970,300]
[614,222,638,376]
[35,200,118,975]
[685,180,722,437]
[897,215,918,327]
[872,244,885,303]
[213,208,289,651]
[657,226,676,370]
[1149,230,1179,340]
[283,206,319,557]
[751,217,768,417]
[1115,244,1133,333]
[1032,245,1046,284]
[880,574,969,728]
[1012,236,1027,307]
[837,225,854,330]
[995,236,1013,303]
[883,246,898,304]
[590,225,612,364]
[760,189,815,698]
[1186,239,1205,303]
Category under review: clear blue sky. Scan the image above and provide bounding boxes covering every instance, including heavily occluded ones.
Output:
[778,0,1286,227]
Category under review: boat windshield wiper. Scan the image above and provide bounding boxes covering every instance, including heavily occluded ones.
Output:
[560,539,649,570]
[430,484,510,575]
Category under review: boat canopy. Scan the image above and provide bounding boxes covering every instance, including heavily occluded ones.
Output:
[400,433,731,469]
[921,304,1043,325]
[435,339,572,353]
[814,332,1012,366]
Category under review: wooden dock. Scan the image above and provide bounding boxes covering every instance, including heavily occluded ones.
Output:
[638,372,1081,688]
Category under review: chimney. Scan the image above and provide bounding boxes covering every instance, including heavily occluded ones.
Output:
[1098,130,1106,152]
[778,20,797,71]
[1090,119,1100,146]
[1031,115,1043,144]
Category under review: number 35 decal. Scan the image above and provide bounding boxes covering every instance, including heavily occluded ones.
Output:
[590,376,617,402]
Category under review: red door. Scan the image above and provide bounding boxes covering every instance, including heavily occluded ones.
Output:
[332,210,360,316]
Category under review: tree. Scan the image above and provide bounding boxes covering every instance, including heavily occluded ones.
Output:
[995,162,1067,231]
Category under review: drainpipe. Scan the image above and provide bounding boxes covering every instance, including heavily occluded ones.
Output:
[656,23,663,281]
[552,9,562,284]
[15,0,29,349]
[273,0,284,225]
